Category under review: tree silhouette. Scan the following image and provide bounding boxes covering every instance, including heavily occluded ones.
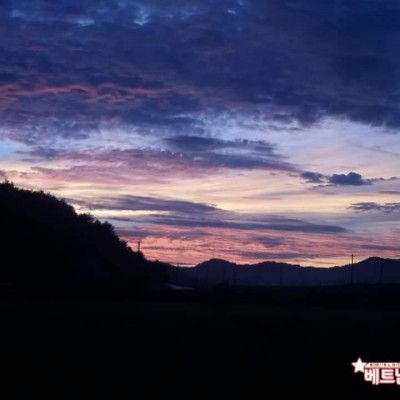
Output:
[0,181,167,293]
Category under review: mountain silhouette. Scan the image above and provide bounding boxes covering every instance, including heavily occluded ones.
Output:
[0,181,167,293]
[168,257,400,288]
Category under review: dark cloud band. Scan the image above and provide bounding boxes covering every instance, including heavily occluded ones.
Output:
[1,0,400,143]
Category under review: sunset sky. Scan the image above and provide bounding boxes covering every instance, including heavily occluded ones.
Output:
[0,0,399,266]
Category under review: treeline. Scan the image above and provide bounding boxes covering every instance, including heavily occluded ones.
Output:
[0,181,167,293]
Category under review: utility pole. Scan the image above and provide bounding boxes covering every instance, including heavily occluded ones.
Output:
[137,240,141,252]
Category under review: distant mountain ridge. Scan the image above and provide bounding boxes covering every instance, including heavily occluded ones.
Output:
[168,257,400,288]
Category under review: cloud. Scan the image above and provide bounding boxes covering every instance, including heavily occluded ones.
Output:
[199,152,296,171]
[359,244,400,251]
[161,135,296,169]
[73,193,347,235]
[1,0,400,146]
[301,170,389,186]
[23,143,297,175]
[350,202,400,213]
[115,226,211,242]
[76,195,218,214]
[164,136,276,154]
[142,214,347,234]
[165,136,228,152]
[328,172,371,186]
[300,171,324,183]
[253,236,285,248]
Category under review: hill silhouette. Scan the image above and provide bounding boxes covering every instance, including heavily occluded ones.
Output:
[0,181,167,293]
[168,256,400,288]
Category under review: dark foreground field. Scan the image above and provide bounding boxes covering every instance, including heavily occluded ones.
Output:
[1,287,400,399]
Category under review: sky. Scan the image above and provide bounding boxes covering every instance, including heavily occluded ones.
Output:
[0,0,399,267]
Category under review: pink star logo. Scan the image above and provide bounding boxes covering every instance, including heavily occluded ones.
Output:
[352,357,367,373]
